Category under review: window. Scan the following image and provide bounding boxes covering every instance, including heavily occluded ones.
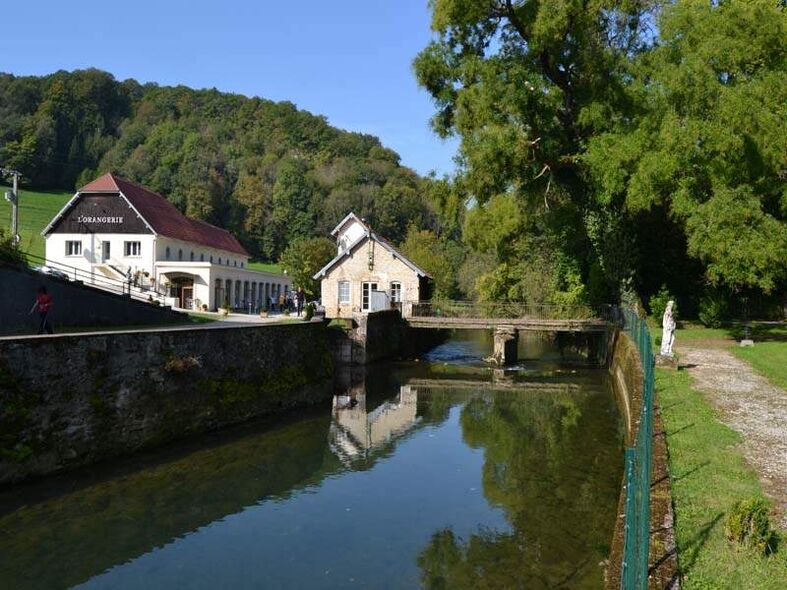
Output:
[165,246,171,260]
[210,255,214,263]
[65,240,82,256]
[178,249,183,261]
[338,281,350,304]
[124,241,141,257]
[241,261,244,268]
[234,260,237,267]
[200,253,205,262]
[190,251,194,261]
[218,257,222,265]
[390,281,402,303]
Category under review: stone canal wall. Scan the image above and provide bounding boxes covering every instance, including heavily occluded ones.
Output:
[0,322,333,485]
[605,328,679,590]
[329,309,448,365]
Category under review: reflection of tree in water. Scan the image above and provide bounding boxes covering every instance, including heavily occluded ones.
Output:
[418,389,622,589]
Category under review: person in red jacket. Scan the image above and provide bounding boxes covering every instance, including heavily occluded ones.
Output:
[30,286,54,334]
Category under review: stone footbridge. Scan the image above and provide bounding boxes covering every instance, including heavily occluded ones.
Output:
[402,301,615,365]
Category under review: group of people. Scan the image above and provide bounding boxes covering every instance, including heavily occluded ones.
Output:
[268,288,308,316]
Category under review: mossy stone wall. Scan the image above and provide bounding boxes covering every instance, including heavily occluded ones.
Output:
[0,322,333,485]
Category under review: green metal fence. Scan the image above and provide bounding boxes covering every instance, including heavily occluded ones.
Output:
[621,307,655,590]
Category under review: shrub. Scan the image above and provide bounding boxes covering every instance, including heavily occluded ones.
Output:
[304,302,315,321]
[163,355,202,374]
[649,285,677,322]
[0,229,24,265]
[698,291,729,328]
[725,497,775,554]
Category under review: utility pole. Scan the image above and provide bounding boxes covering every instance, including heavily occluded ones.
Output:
[1,167,21,246]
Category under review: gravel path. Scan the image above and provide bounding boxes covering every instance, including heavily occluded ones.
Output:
[680,345,787,528]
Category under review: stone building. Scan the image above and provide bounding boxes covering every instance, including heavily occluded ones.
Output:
[313,212,431,318]
[43,173,290,311]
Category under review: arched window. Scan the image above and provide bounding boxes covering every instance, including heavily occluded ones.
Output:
[234,260,237,267]
[165,246,171,260]
[241,261,244,268]
[190,251,194,261]
[210,255,214,263]
[200,253,205,262]
[178,249,183,261]
[218,257,222,265]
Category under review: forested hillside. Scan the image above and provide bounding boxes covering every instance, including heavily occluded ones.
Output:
[0,69,432,261]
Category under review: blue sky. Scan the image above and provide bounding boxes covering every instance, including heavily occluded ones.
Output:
[2,0,459,176]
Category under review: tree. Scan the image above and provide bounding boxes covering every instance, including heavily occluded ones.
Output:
[414,0,655,304]
[278,237,336,297]
[585,0,787,294]
[400,226,464,299]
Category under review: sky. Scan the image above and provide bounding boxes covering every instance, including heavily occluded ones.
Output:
[1,0,459,177]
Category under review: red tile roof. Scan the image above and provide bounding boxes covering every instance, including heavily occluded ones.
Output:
[79,173,249,256]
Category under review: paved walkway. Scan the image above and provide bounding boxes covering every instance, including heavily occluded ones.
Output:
[680,345,787,528]
[0,313,320,341]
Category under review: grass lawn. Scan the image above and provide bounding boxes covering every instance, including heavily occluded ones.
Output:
[247,260,284,275]
[733,342,787,390]
[649,321,787,391]
[0,184,72,261]
[658,368,787,589]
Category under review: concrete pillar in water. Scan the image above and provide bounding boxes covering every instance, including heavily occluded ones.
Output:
[492,326,518,365]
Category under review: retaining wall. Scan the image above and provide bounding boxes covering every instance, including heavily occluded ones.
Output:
[0,322,333,485]
[605,329,679,590]
[0,264,187,335]
[329,310,448,365]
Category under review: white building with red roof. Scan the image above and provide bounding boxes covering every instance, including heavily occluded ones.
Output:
[42,173,290,311]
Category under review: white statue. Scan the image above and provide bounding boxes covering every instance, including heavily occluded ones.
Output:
[660,300,676,357]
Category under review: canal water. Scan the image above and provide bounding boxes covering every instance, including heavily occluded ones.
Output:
[0,332,623,590]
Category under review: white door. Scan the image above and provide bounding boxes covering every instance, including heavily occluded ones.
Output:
[361,282,378,312]
[101,241,111,262]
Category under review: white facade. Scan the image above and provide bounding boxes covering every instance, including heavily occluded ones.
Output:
[43,175,290,311]
[46,231,289,311]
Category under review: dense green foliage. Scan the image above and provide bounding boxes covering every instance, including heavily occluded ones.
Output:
[0,69,433,261]
[277,236,336,296]
[415,0,787,312]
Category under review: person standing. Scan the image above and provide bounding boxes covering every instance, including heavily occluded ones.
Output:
[30,286,54,334]
[278,291,285,312]
[297,288,305,317]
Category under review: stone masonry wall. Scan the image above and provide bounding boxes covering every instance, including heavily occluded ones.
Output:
[321,241,421,318]
[0,322,333,485]
[328,310,448,365]
[0,264,187,335]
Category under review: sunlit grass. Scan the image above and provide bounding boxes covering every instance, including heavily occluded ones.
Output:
[0,184,72,261]
[658,368,787,589]
[247,260,284,275]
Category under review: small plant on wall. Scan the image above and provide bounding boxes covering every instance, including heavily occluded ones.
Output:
[163,355,202,374]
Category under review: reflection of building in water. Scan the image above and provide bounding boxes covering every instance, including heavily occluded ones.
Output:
[330,385,418,464]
